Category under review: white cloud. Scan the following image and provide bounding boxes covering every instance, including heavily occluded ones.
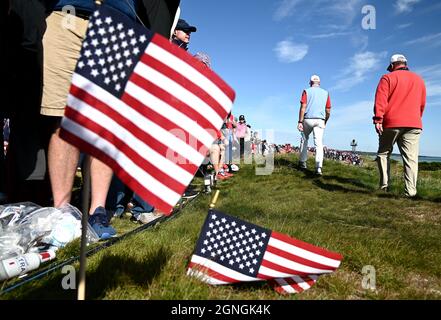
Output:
[274,40,309,63]
[328,0,363,26]
[395,0,421,14]
[331,51,387,91]
[273,0,362,28]
[273,0,302,21]
[351,34,369,51]
[415,64,441,98]
[274,0,367,50]
[426,84,441,97]
[309,32,352,39]
[405,32,441,47]
[396,23,413,29]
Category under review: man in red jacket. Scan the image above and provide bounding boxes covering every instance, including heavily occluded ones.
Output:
[373,54,426,197]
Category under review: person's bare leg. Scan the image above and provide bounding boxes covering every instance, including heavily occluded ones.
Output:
[88,156,113,215]
[48,124,80,208]
[210,144,221,174]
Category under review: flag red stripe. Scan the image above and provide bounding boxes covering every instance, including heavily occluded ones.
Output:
[266,245,336,271]
[301,276,317,288]
[258,259,313,278]
[122,92,206,154]
[64,107,186,193]
[59,127,174,214]
[271,231,343,261]
[140,54,227,120]
[151,35,236,102]
[188,261,239,284]
[270,280,293,295]
[129,72,218,133]
[302,275,317,285]
[282,277,307,293]
[70,84,198,173]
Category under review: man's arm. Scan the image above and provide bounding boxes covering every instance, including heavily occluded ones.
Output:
[421,81,426,117]
[298,90,307,131]
[325,94,331,124]
[373,76,390,135]
[298,103,307,131]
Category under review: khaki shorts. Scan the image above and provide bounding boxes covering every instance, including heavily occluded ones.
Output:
[41,11,89,117]
[210,142,225,166]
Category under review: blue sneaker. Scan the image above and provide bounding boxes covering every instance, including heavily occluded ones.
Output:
[113,204,125,218]
[88,206,117,240]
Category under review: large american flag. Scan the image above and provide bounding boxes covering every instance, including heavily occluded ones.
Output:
[59,5,234,214]
[188,210,343,294]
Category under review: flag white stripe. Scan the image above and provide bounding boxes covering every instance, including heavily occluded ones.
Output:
[269,237,341,268]
[263,251,334,275]
[274,278,297,294]
[71,73,204,165]
[134,62,223,130]
[146,42,233,113]
[67,91,194,184]
[61,117,181,206]
[258,265,333,279]
[190,255,261,283]
[186,268,229,285]
[290,275,313,290]
[125,81,215,147]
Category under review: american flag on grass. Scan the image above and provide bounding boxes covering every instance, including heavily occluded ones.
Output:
[59,4,234,214]
[187,210,343,294]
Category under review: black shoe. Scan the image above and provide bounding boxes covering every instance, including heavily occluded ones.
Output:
[186,185,198,192]
[182,188,199,199]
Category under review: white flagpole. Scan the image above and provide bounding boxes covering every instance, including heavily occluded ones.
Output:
[78,157,91,300]
[77,1,103,301]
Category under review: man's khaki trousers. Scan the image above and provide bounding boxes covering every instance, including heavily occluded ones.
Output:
[376,128,421,197]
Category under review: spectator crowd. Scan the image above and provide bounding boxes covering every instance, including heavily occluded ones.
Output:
[273,144,363,166]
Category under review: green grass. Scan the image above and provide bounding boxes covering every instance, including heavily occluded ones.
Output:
[1,154,441,300]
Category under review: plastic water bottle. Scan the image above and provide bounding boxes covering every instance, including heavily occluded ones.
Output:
[204,174,212,193]
[0,251,56,281]
[210,173,216,187]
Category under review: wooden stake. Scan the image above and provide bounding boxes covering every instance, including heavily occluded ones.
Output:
[209,190,220,210]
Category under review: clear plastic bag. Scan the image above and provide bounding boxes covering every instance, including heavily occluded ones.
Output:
[0,202,42,228]
[40,204,100,247]
[0,203,99,260]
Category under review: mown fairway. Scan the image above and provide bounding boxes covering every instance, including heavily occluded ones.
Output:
[2,154,441,300]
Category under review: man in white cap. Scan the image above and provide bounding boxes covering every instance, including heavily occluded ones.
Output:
[373,54,426,197]
[297,75,332,175]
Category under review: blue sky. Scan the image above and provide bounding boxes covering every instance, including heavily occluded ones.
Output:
[179,0,441,156]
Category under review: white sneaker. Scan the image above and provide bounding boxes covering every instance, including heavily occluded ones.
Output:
[315,168,322,176]
[137,212,162,224]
